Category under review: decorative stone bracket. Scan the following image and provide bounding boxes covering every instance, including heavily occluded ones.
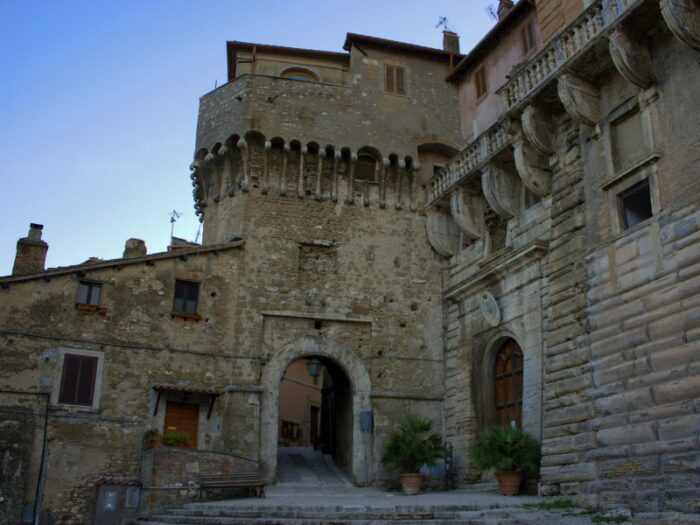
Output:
[450,186,486,240]
[513,138,552,198]
[481,163,522,219]
[609,28,655,89]
[426,209,461,257]
[557,73,601,126]
[660,0,700,51]
[522,105,555,155]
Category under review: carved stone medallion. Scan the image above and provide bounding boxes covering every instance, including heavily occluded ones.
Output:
[480,291,501,327]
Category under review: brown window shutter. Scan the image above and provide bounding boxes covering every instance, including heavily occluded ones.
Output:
[59,354,80,404]
[395,67,405,95]
[76,356,98,405]
[59,354,98,405]
[385,65,394,93]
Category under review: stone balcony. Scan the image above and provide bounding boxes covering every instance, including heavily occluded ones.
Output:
[423,0,696,258]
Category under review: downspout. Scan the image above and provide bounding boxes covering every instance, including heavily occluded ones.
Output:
[32,393,50,525]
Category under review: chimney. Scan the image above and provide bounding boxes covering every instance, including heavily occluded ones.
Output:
[12,223,48,276]
[442,31,460,54]
[497,0,515,20]
[123,238,147,259]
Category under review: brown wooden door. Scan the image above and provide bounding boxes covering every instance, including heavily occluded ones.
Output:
[164,401,199,449]
[494,340,524,428]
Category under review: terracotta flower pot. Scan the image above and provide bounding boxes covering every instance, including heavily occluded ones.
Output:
[399,473,423,495]
[495,471,522,496]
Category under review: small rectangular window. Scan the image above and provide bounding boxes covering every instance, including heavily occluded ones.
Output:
[385,65,405,95]
[619,179,653,230]
[59,354,98,406]
[521,21,536,55]
[173,280,199,314]
[475,67,487,99]
[77,282,102,306]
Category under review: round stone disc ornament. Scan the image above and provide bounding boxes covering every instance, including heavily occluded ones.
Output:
[480,291,501,327]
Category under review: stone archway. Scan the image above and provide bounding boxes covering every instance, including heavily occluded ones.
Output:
[259,335,372,485]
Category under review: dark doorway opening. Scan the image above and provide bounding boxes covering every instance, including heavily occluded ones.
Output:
[277,356,352,484]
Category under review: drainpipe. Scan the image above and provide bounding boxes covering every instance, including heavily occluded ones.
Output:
[33,393,50,525]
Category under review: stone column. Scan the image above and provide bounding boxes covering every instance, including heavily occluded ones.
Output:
[261,141,272,194]
[238,138,250,191]
[297,146,308,198]
[332,151,341,202]
[280,144,290,196]
[315,150,325,200]
[346,153,357,204]
[379,158,389,209]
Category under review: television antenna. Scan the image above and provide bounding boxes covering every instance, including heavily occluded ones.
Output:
[486,5,498,20]
[435,16,451,31]
[169,210,183,239]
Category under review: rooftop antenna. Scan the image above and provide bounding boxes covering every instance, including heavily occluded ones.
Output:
[194,222,202,244]
[486,5,498,21]
[435,16,451,31]
[169,210,182,240]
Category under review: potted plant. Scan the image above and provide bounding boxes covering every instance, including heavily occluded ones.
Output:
[381,416,443,495]
[162,430,192,448]
[468,425,541,496]
[143,428,162,449]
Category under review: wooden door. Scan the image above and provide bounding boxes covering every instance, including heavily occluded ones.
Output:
[494,340,524,428]
[164,401,199,449]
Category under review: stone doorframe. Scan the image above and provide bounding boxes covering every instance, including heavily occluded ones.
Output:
[259,335,372,484]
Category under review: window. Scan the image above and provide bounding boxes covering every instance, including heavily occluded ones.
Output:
[354,155,377,182]
[280,67,318,82]
[521,21,536,55]
[618,179,653,230]
[475,66,487,99]
[77,281,102,306]
[173,279,199,315]
[385,64,405,95]
[494,339,523,428]
[59,353,98,406]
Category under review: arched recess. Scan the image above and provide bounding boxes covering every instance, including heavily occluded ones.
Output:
[244,131,267,190]
[355,146,381,183]
[259,336,373,485]
[474,329,541,440]
[280,66,320,82]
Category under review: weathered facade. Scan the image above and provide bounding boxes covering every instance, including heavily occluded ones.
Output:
[1,0,699,523]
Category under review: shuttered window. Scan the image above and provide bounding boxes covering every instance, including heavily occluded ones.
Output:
[494,340,523,428]
[385,65,405,95]
[77,281,102,306]
[173,280,199,314]
[521,21,536,55]
[59,354,98,406]
[475,67,487,99]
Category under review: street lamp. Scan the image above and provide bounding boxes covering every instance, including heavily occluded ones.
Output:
[306,358,323,384]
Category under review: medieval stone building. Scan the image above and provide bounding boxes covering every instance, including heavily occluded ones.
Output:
[1,0,699,523]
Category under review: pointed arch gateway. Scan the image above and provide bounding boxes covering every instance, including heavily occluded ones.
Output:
[259,336,372,485]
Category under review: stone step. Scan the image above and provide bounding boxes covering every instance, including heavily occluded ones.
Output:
[140,518,523,525]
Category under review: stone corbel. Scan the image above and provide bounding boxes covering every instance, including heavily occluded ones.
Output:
[426,209,460,257]
[609,28,655,89]
[521,105,555,155]
[450,186,485,240]
[346,153,357,204]
[379,158,389,209]
[203,152,221,203]
[297,147,308,198]
[481,163,521,219]
[513,138,552,197]
[557,73,600,126]
[409,161,420,211]
[261,141,272,194]
[279,144,290,196]
[332,151,341,202]
[237,138,250,191]
[190,161,206,210]
[395,160,406,210]
[660,0,700,51]
[314,150,325,200]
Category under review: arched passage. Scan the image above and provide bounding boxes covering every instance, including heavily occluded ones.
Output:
[259,336,372,485]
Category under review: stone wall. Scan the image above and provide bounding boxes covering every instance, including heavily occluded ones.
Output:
[535,0,584,44]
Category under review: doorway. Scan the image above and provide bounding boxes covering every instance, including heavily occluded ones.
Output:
[276,356,352,485]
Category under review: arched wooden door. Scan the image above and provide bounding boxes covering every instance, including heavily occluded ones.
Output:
[494,339,524,428]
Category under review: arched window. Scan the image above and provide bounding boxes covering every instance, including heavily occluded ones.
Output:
[493,339,523,428]
[354,154,377,182]
[280,67,319,82]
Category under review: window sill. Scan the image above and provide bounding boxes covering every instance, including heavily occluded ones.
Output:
[76,303,108,315]
[52,402,100,413]
[382,91,409,99]
[171,311,201,322]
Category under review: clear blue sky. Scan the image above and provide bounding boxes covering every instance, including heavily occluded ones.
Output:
[0,0,495,275]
